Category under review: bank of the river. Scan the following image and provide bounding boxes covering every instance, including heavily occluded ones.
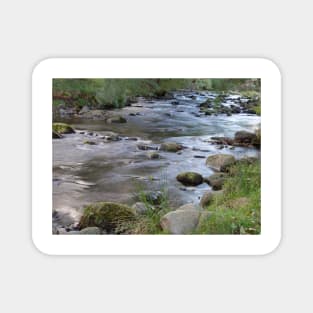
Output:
[52,90,261,235]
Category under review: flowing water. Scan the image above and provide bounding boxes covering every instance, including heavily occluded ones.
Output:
[53,91,260,229]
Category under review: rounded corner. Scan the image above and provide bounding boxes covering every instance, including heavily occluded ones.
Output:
[31,232,54,256]
[257,57,282,79]
[32,58,56,79]
[260,233,282,256]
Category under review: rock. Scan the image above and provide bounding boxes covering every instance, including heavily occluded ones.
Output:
[52,122,75,134]
[176,172,203,186]
[137,144,159,151]
[79,227,102,234]
[160,209,201,234]
[53,131,62,139]
[204,172,228,190]
[200,191,214,208]
[83,140,97,145]
[102,131,120,141]
[132,202,148,214]
[210,137,234,145]
[106,115,127,124]
[234,131,257,145]
[79,105,90,114]
[160,142,183,152]
[147,152,161,159]
[193,155,206,159]
[78,202,136,233]
[176,203,202,211]
[205,154,236,172]
[79,109,107,120]
[171,100,179,105]
[124,137,138,141]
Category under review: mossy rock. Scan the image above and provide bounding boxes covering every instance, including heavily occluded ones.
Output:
[83,140,97,145]
[52,123,75,134]
[176,172,203,186]
[53,131,62,139]
[78,202,136,233]
[160,142,183,152]
[106,116,127,124]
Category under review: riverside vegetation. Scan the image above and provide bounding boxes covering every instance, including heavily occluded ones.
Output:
[52,79,261,235]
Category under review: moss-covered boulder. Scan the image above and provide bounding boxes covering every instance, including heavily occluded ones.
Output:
[176,172,203,186]
[206,154,236,172]
[199,191,214,208]
[78,202,136,233]
[106,116,127,124]
[52,122,75,134]
[204,173,228,190]
[53,131,62,139]
[160,142,183,152]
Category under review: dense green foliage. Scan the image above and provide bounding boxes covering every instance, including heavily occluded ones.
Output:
[53,78,260,109]
[196,160,261,234]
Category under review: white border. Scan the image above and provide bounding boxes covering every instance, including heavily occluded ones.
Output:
[32,58,281,255]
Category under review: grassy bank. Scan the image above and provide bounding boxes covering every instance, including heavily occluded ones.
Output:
[196,160,261,234]
[53,78,260,109]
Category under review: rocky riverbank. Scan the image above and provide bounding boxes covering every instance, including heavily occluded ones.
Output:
[53,90,261,234]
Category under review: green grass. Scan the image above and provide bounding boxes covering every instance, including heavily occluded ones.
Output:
[196,160,261,235]
[125,173,171,234]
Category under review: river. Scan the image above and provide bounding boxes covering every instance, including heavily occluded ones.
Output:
[53,90,260,230]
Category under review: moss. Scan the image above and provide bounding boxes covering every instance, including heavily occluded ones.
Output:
[78,202,136,233]
[160,142,183,152]
[176,172,203,186]
[52,122,75,134]
[83,140,97,145]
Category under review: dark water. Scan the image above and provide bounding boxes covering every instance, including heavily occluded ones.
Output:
[53,91,260,227]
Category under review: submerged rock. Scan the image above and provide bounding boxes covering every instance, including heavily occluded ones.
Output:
[205,154,236,172]
[52,122,75,134]
[106,115,127,124]
[78,202,136,233]
[176,172,203,186]
[137,144,159,151]
[160,142,183,152]
[83,140,97,145]
[147,151,161,159]
[160,209,201,234]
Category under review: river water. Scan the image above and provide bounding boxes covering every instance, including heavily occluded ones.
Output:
[53,91,260,229]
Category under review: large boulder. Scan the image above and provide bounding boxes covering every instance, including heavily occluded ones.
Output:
[78,202,136,233]
[204,172,228,190]
[52,122,75,134]
[234,131,257,145]
[160,142,183,152]
[160,209,201,234]
[205,154,236,172]
[176,172,203,186]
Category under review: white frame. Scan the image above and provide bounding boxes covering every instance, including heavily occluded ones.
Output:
[32,58,281,255]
